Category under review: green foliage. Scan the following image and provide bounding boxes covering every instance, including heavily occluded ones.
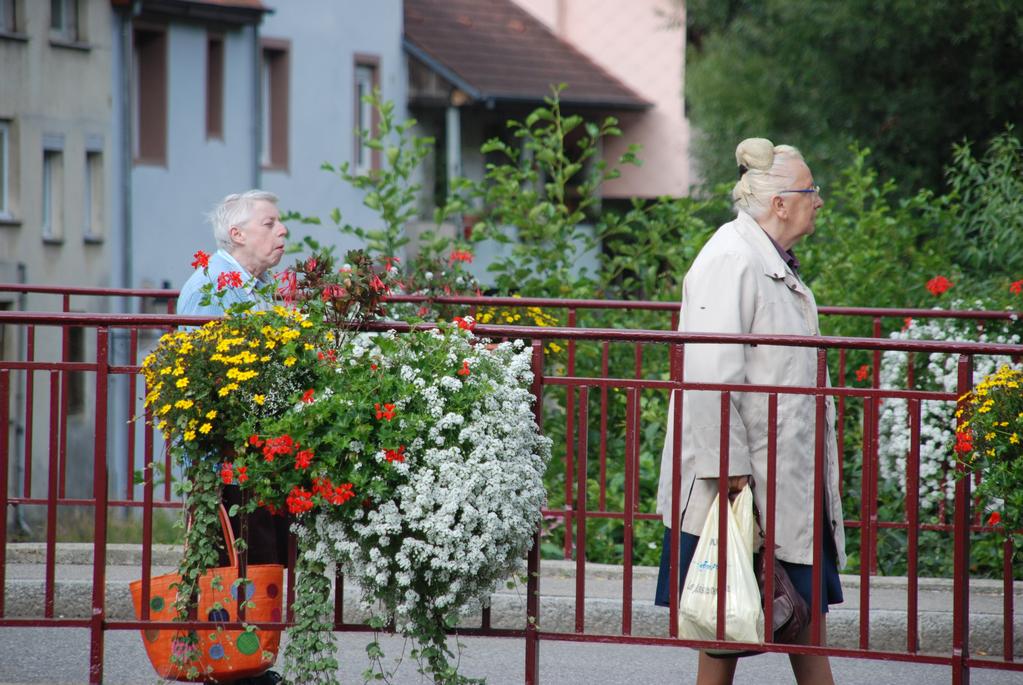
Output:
[797,145,953,337]
[321,88,433,259]
[684,0,1023,192]
[472,86,639,297]
[944,128,1023,285]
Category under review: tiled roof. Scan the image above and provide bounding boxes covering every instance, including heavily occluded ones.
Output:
[404,0,649,109]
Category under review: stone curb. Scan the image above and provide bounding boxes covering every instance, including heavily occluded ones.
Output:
[4,544,1021,657]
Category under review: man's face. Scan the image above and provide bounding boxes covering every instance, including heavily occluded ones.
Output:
[232,200,288,277]
[782,160,823,240]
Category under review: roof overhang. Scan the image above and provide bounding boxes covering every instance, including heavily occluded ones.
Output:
[111,0,271,25]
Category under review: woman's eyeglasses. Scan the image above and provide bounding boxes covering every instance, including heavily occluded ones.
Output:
[779,184,821,196]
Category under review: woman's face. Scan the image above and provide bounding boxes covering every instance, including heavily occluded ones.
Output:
[781,160,823,241]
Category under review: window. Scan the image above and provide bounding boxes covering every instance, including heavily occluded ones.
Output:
[0,122,9,218]
[353,56,380,174]
[84,148,103,241]
[42,144,64,242]
[205,34,224,139]
[260,40,289,170]
[133,26,167,164]
[0,0,17,33]
[50,0,79,42]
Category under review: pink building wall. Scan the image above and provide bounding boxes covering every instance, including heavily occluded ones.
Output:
[512,0,690,198]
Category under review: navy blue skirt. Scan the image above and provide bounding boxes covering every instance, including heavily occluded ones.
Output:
[654,527,843,612]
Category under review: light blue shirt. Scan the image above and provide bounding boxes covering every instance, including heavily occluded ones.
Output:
[176,249,272,317]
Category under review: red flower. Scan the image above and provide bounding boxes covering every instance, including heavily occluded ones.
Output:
[248,434,264,447]
[312,476,334,498]
[382,255,401,271]
[375,402,396,420]
[855,364,871,382]
[987,511,1002,527]
[926,275,953,296]
[449,249,473,265]
[286,486,315,515]
[306,257,318,271]
[1010,280,1023,295]
[369,274,390,294]
[954,430,974,455]
[294,449,314,470]
[235,465,249,484]
[317,349,337,363]
[329,482,355,505]
[321,283,347,302]
[384,445,406,463]
[191,250,210,270]
[217,271,243,290]
[301,388,315,404]
[370,363,378,371]
[453,316,476,331]
[262,434,296,462]
[220,462,234,485]
[902,317,913,331]
[457,360,471,377]
[276,270,298,303]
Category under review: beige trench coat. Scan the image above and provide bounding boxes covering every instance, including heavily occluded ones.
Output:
[655,211,847,567]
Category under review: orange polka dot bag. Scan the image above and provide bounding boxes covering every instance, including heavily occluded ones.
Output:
[130,505,284,682]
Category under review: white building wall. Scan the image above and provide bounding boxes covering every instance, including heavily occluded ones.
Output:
[259,0,408,259]
[131,23,259,292]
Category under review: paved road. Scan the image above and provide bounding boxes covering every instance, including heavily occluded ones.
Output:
[0,627,1019,685]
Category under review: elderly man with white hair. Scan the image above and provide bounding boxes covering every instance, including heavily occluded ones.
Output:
[177,189,289,316]
[654,139,845,685]
[176,189,289,685]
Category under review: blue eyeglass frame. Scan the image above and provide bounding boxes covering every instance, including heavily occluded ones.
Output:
[779,184,821,195]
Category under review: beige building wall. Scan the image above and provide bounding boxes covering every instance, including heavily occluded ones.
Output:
[0,0,115,502]
[0,0,114,301]
[512,0,690,198]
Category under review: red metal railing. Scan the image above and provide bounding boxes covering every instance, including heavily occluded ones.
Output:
[0,307,1021,684]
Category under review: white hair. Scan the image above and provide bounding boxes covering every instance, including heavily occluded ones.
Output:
[731,138,805,219]
[208,190,279,251]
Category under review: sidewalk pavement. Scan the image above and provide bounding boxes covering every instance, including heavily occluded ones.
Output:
[4,543,1021,658]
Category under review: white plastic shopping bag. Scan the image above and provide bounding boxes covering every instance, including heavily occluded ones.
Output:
[678,485,765,648]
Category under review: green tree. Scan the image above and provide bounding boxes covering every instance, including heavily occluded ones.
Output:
[684,0,1023,192]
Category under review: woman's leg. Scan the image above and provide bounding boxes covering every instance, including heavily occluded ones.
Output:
[695,652,738,685]
[788,617,834,685]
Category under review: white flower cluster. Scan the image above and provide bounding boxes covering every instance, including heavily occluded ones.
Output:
[877,305,1021,516]
[314,332,550,631]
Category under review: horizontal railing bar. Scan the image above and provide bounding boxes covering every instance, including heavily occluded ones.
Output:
[2,312,1022,355]
[3,283,1020,322]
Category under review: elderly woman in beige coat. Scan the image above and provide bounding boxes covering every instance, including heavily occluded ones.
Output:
[654,138,846,685]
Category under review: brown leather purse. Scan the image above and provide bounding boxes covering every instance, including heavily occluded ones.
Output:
[755,552,810,644]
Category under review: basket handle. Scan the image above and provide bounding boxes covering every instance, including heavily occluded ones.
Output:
[185,502,238,569]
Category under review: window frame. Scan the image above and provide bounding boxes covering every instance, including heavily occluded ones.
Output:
[0,121,9,219]
[49,0,84,46]
[260,38,290,171]
[132,23,168,166]
[353,54,381,174]
[42,137,65,244]
[205,32,225,140]
[83,140,103,243]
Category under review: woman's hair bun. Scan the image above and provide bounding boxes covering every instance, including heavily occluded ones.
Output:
[735,138,775,173]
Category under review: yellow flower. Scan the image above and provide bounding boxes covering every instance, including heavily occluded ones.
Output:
[283,356,297,367]
[304,343,314,351]
[218,383,239,397]
[156,420,168,431]
[548,342,563,354]
[174,399,194,409]
[260,355,271,362]
[265,340,277,350]
[199,423,212,434]
[159,366,173,376]
[175,377,189,389]
[172,367,185,376]
[300,320,313,328]
[253,394,266,405]
[184,430,196,441]
[205,410,218,420]
[159,404,172,415]
[1012,434,1020,445]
